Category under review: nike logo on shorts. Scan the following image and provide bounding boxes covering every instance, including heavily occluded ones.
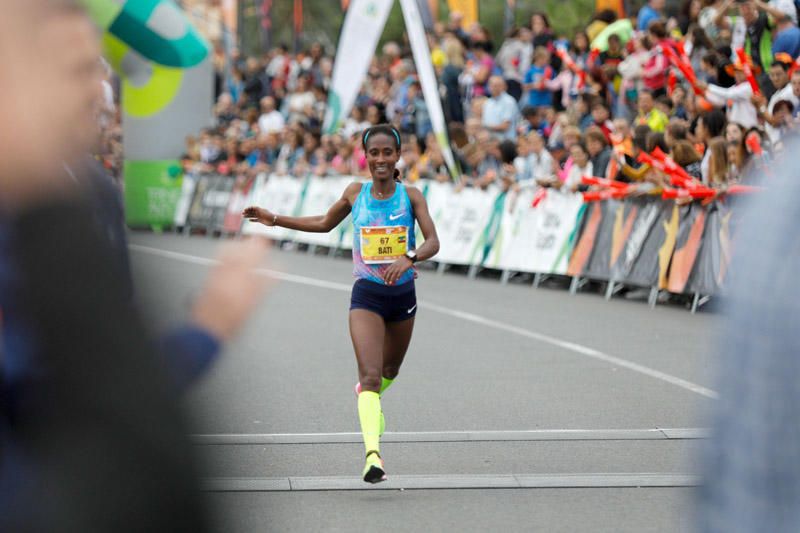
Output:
[407,305,417,314]
[389,213,403,221]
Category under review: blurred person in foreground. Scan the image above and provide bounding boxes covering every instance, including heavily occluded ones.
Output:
[0,1,271,531]
[696,137,800,532]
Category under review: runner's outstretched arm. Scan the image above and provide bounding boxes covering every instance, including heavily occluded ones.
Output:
[242,182,360,233]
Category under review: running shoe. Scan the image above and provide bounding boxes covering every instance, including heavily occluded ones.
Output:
[362,450,387,484]
[354,382,385,436]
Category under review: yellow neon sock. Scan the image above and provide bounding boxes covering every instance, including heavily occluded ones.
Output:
[357,391,381,454]
[379,377,394,397]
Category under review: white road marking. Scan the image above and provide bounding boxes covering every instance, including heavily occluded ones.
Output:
[191,428,708,445]
[129,243,718,399]
[202,473,699,492]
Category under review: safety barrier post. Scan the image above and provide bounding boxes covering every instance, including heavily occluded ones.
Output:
[569,276,587,294]
[648,287,659,309]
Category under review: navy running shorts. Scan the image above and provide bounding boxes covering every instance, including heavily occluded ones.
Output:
[350,278,417,322]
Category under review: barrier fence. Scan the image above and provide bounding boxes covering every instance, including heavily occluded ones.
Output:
[171,172,736,312]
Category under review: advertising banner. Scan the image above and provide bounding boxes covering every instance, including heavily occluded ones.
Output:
[427,183,499,265]
[222,174,256,234]
[123,160,184,227]
[323,0,394,133]
[399,0,461,181]
[667,203,706,294]
[483,189,583,274]
[610,199,664,281]
[688,202,733,295]
[174,172,199,228]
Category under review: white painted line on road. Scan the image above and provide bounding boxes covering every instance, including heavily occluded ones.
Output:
[202,473,699,492]
[130,244,718,399]
[422,302,719,400]
[191,428,708,445]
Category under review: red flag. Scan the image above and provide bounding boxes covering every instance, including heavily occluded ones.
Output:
[531,187,548,207]
[745,132,763,156]
[581,175,627,189]
[667,69,677,96]
[735,48,761,96]
[293,0,303,52]
[294,0,303,33]
[661,43,702,95]
[555,47,587,89]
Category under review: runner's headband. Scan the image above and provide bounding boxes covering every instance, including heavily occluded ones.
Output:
[363,127,401,149]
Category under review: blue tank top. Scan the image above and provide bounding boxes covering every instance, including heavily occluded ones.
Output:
[351,182,416,286]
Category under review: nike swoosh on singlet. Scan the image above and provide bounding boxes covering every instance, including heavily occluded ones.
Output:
[389,213,403,221]
[407,305,417,314]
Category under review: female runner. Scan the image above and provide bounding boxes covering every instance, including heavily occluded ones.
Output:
[243,124,440,483]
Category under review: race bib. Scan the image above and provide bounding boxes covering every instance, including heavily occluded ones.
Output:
[360,226,408,264]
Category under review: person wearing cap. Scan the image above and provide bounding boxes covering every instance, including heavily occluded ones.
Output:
[698,55,760,129]
[753,54,800,143]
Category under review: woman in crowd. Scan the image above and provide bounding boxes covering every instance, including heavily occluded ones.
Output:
[671,139,704,178]
[442,37,466,123]
[706,137,730,185]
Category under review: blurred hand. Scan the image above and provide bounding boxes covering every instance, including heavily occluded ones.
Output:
[191,238,273,341]
[752,93,767,108]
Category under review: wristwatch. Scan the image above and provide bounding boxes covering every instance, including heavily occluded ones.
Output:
[405,250,418,263]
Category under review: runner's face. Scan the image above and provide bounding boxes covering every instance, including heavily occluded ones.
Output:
[366,133,399,180]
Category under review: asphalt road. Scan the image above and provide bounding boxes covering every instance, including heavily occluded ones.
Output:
[129,232,721,533]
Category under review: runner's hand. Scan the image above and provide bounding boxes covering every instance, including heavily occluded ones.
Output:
[383,257,413,286]
[242,206,275,226]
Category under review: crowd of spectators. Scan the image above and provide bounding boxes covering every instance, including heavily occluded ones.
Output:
[178,2,800,201]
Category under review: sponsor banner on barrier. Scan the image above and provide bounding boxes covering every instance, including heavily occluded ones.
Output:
[210,177,236,232]
[667,203,706,294]
[581,199,623,281]
[688,202,733,295]
[483,189,583,274]
[124,160,183,227]
[174,172,199,228]
[185,174,233,230]
[426,182,500,265]
[530,191,584,274]
[621,202,678,288]
[610,199,664,282]
[232,175,735,297]
[222,174,256,234]
[241,174,305,241]
[193,174,234,231]
[567,201,600,277]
